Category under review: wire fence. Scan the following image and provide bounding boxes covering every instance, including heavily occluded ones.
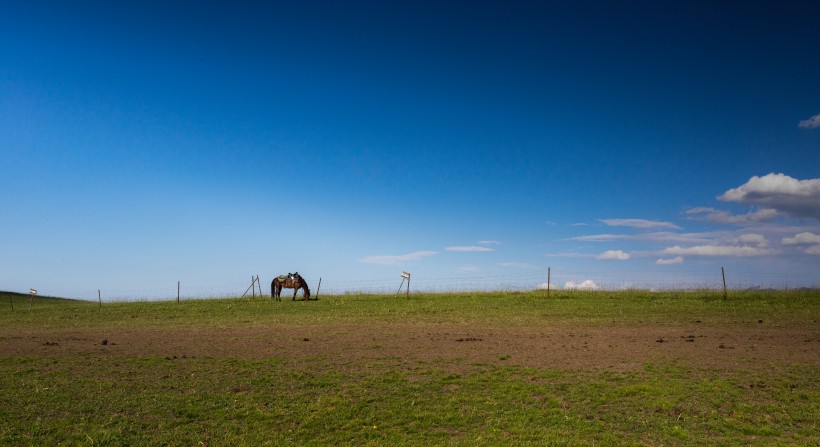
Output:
[74,269,819,302]
[316,270,819,295]
[83,281,251,303]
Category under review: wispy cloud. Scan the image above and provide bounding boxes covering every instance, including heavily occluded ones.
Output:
[600,218,681,230]
[735,233,769,247]
[359,251,437,265]
[798,113,820,129]
[685,207,778,224]
[446,246,494,252]
[545,252,594,259]
[569,231,715,244]
[498,262,541,270]
[569,233,624,242]
[656,256,684,265]
[596,250,631,261]
[446,240,499,252]
[718,173,820,219]
[559,177,820,265]
[662,245,775,257]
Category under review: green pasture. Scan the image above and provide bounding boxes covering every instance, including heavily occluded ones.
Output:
[3,289,818,328]
[1,290,818,446]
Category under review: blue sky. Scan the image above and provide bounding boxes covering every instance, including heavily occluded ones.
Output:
[2,1,819,297]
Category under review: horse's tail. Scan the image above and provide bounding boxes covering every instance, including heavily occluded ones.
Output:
[271,278,276,298]
[302,279,311,299]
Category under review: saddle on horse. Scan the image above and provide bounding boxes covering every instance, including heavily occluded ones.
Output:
[277,272,299,282]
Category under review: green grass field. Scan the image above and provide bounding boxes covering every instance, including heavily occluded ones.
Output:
[1,290,818,446]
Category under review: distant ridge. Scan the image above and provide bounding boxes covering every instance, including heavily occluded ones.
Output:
[0,291,82,303]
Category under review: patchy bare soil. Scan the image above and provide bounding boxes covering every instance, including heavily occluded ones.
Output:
[2,322,817,372]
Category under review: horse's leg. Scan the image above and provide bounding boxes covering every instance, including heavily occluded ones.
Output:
[272,281,281,301]
[292,287,297,301]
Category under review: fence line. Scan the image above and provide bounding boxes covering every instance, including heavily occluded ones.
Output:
[311,270,819,296]
[87,281,251,302]
[59,269,819,302]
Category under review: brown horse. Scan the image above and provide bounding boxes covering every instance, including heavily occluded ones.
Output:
[271,273,311,301]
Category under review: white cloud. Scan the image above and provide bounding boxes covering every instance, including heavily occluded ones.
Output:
[446,246,494,252]
[359,251,437,265]
[781,233,820,255]
[656,256,684,265]
[685,207,778,224]
[564,280,600,290]
[718,173,820,219]
[735,233,768,247]
[662,245,774,257]
[536,282,559,290]
[798,113,820,129]
[477,240,501,246]
[600,218,681,230]
[459,265,481,273]
[596,250,631,261]
[782,232,820,245]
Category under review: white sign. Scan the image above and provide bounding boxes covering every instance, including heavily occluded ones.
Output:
[401,272,410,279]
[29,288,38,295]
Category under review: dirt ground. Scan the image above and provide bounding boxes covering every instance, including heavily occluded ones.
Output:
[3,322,818,372]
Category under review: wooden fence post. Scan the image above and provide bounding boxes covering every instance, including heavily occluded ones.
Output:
[177,281,181,304]
[98,289,102,308]
[241,277,256,298]
[721,267,727,300]
[9,294,14,312]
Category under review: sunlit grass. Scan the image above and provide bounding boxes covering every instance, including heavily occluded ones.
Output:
[1,289,818,446]
[3,289,818,328]
[1,356,816,446]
